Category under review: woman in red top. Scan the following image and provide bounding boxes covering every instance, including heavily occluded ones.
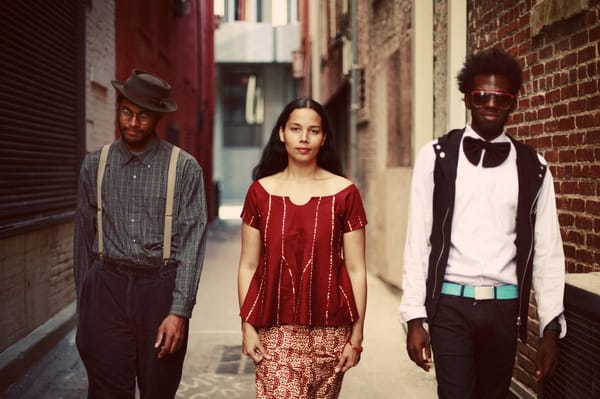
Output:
[237,98,368,398]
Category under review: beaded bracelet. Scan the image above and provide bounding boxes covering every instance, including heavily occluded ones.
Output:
[347,339,363,353]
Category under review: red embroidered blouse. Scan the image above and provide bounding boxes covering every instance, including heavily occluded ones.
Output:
[239,181,368,327]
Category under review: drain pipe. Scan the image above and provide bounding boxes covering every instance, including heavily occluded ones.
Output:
[349,0,359,182]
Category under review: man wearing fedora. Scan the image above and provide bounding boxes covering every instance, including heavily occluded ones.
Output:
[73,69,207,398]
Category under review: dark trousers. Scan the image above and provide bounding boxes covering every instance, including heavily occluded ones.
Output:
[76,260,188,399]
[429,294,518,399]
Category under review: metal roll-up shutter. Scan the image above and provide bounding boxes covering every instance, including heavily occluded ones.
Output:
[0,0,82,237]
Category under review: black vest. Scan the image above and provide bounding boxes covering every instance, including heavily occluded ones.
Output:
[425,129,546,341]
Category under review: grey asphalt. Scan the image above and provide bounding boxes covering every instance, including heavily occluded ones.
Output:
[2,219,437,398]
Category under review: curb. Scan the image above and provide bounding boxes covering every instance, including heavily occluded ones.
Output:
[0,302,77,392]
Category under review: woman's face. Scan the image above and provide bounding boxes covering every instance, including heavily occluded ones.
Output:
[279,108,326,164]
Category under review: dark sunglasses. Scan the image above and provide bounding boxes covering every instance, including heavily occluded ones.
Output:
[469,90,515,110]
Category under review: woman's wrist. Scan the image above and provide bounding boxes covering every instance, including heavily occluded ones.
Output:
[241,320,254,332]
[347,339,363,353]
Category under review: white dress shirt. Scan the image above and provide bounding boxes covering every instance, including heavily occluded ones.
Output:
[399,125,566,337]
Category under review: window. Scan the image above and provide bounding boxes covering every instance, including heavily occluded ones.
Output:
[222,71,264,147]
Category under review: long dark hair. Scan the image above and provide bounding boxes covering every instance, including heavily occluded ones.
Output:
[252,98,344,180]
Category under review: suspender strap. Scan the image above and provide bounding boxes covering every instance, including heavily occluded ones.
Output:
[96,144,111,261]
[163,146,180,265]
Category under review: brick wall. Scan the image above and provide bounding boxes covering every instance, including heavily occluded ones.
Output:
[467,0,600,393]
[0,223,75,352]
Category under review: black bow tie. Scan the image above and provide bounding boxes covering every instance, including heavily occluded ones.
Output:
[463,136,510,168]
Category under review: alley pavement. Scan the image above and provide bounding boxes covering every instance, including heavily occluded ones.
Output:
[2,218,437,399]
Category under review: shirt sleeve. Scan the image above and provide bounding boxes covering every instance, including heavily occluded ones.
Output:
[342,185,368,232]
[73,153,99,311]
[531,156,567,338]
[399,142,437,323]
[170,154,208,319]
[240,182,260,228]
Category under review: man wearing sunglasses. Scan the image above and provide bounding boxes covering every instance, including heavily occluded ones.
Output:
[400,48,566,398]
[73,69,208,398]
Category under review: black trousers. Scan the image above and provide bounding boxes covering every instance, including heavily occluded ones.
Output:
[76,260,188,399]
[429,294,518,399]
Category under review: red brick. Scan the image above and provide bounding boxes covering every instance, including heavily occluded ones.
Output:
[566,230,584,245]
[576,248,595,263]
[569,68,578,84]
[532,63,544,77]
[552,134,570,147]
[578,64,589,80]
[579,80,598,96]
[578,180,597,195]
[526,52,538,66]
[578,45,596,63]
[538,106,552,119]
[545,89,561,103]
[560,180,578,193]
[531,123,544,135]
[587,200,600,216]
[576,114,596,129]
[587,61,597,77]
[586,233,600,249]
[561,84,578,100]
[538,135,552,148]
[560,52,577,69]
[572,198,586,212]
[569,216,593,230]
[591,25,600,42]
[588,95,600,109]
[575,148,594,162]
[552,103,568,118]
[568,99,587,113]
[558,117,576,130]
[531,94,545,107]
[571,31,589,48]
[569,132,585,146]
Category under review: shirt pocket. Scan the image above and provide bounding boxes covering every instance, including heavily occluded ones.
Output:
[142,194,167,242]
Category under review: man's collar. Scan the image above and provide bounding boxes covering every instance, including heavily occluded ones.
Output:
[115,136,160,166]
[465,124,509,143]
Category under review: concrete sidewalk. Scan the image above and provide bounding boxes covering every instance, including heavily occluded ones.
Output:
[180,219,437,398]
[1,219,437,398]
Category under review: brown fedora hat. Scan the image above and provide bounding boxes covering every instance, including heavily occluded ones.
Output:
[111,69,177,113]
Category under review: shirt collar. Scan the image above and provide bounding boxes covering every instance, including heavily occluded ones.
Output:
[115,136,160,167]
[465,124,510,143]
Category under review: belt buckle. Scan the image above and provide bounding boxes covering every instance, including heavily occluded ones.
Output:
[474,286,494,300]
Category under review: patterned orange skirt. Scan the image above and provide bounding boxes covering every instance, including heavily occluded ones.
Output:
[255,324,352,399]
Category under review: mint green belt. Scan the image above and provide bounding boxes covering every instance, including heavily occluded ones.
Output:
[441,281,518,300]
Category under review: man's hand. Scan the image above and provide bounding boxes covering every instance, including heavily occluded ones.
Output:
[406,318,432,372]
[155,314,187,359]
[535,331,559,384]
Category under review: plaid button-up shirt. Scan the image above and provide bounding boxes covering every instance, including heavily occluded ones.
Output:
[73,138,207,318]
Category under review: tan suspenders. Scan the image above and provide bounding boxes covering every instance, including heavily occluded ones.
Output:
[96,144,181,266]
[96,144,110,261]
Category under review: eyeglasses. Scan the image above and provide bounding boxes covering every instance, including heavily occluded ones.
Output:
[469,90,515,110]
[119,107,155,124]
